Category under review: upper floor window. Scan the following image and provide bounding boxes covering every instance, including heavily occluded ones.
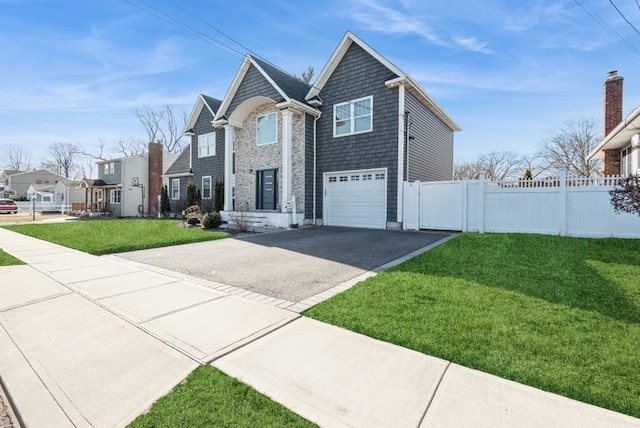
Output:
[334,96,373,137]
[198,133,216,157]
[104,163,109,174]
[257,112,277,145]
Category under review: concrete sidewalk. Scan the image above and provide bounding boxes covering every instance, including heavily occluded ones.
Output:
[1,228,639,427]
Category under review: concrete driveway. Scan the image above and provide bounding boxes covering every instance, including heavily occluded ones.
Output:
[115,226,452,303]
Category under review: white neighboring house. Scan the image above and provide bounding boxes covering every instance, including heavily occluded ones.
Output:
[53,179,84,205]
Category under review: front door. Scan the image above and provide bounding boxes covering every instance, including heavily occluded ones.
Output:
[256,169,277,210]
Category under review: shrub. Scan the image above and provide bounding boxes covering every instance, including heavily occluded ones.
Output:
[202,212,222,229]
[186,181,199,207]
[610,174,640,216]
[160,184,171,218]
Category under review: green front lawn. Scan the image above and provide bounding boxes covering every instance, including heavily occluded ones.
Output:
[129,366,315,428]
[3,219,227,255]
[305,233,640,418]
[0,249,24,266]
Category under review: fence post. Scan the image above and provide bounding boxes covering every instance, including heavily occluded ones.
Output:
[559,171,567,236]
[461,180,468,232]
[479,173,485,234]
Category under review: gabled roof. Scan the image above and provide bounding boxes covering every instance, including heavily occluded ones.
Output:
[214,55,318,123]
[80,178,108,187]
[9,169,67,180]
[1,170,22,177]
[184,94,222,133]
[28,183,55,191]
[588,105,640,161]
[164,147,192,176]
[306,31,460,132]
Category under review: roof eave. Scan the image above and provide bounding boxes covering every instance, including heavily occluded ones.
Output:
[587,105,640,161]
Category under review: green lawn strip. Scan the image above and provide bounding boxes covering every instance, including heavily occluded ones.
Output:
[3,219,227,255]
[0,249,24,266]
[129,366,316,428]
[304,233,640,418]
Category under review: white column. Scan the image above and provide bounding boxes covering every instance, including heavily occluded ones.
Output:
[281,109,293,213]
[223,125,235,212]
[397,83,405,223]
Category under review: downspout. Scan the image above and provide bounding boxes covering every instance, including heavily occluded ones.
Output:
[313,112,321,225]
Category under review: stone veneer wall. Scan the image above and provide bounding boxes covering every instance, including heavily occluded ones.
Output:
[234,102,305,212]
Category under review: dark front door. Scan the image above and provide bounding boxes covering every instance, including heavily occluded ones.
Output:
[256,169,277,210]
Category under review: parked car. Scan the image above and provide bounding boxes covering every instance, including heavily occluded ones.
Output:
[0,198,18,214]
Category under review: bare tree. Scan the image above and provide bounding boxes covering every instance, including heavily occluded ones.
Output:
[114,139,146,157]
[521,153,550,178]
[538,117,601,177]
[4,145,32,171]
[295,66,315,84]
[453,160,481,180]
[134,105,187,153]
[41,142,81,179]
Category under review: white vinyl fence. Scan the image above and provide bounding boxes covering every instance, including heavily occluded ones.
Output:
[16,201,71,215]
[403,173,640,238]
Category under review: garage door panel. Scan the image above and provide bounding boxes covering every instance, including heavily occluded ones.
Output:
[324,169,387,229]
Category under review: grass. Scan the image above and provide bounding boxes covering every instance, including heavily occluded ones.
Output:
[129,366,315,428]
[304,233,640,418]
[0,249,24,266]
[3,219,227,255]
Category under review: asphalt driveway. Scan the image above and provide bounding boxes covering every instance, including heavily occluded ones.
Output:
[115,226,452,302]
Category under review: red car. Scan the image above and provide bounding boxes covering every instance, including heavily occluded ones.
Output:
[0,198,18,214]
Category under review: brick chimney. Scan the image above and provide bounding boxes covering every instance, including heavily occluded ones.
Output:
[602,71,623,176]
[148,141,163,217]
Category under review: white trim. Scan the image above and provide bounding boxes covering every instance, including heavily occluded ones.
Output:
[197,132,216,157]
[333,96,373,138]
[256,111,278,146]
[223,125,235,211]
[171,178,180,200]
[397,84,405,224]
[588,105,640,161]
[275,99,321,117]
[307,31,405,100]
[201,176,212,199]
[184,94,218,134]
[386,76,461,132]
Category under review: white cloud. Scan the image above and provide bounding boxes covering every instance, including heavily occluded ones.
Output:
[453,36,493,54]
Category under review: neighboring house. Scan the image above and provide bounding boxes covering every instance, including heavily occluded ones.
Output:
[164,94,224,214]
[52,179,83,205]
[588,71,640,176]
[26,183,54,202]
[1,170,22,196]
[4,169,67,199]
[80,142,177,217]
[199,31,459,229]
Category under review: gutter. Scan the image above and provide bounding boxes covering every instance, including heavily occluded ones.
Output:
[313,112,321,225]
[588,105,640,160]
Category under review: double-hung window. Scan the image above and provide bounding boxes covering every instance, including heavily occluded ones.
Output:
[621,147,633,176]
[257,112,277,145]
[202,176,212,199]
[198,133,216,157]
[110,189,121,204]
[171,178,180,200]
[334,96,373,137]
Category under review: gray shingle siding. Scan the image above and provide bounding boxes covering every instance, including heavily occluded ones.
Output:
[315,42,400,222]
[98,161,122,185]
[228,64,284,114]
[405,91,454,181]
[169,176,190,213]
[190,107,225,208]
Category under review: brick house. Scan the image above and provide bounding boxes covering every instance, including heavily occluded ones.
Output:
[588,71,640,176]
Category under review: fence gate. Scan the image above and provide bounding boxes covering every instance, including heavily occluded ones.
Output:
[419,181,464,231]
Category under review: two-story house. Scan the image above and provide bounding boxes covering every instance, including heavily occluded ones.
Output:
[182,31,460,229]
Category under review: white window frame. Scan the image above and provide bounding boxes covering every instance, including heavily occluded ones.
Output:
[104,163,108,174]
[202,176,212,199]
[109,162,115,174]
[110,189,121,204]
[256,112,277,146]
[621,146,632,176]
[171,178,180,200]
[198,133,216,158]
[333,96,373,138]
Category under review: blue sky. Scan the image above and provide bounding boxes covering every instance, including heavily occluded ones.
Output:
[2,0,640,168]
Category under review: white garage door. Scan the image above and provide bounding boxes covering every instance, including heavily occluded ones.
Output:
[324,169,387,229]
